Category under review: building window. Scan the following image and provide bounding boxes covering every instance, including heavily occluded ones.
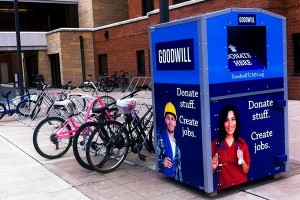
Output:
[142,0,154,16]
[137,50,145,76]
[173,0,190,4]
[98,54,108,75]
[293,34,300,75]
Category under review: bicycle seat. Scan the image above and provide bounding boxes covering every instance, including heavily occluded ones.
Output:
[88,74,92,77]
[1,90,11,99]
[92,107,108,114]
[53,99,72,107]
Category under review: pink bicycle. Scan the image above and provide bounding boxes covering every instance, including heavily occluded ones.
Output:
[32,94,116,159]
[32,90,139,169]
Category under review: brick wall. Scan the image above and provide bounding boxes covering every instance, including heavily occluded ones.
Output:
[93,18,151,77]
[93,0,286,77]
[47,30,94,85]
[79,0,128,28]
[78,0,94,28]
[38,50,51,83]
[283,0,300,99]
[93,0,128,27]
[128,0,173,19]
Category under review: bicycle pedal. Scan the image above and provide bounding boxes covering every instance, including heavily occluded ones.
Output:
[139,154,146,161]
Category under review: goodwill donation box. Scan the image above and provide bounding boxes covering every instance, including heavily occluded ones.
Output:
[149,8,288,195]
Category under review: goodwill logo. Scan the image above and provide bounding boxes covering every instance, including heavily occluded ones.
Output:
[156,39,194,71]
[238,14,256,25]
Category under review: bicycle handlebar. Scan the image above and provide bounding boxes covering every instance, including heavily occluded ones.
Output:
[104,89,141,108]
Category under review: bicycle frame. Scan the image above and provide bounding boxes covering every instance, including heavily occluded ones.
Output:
[124,104,153,141]
[53,117,80,139]
[81,75,100,96]
[50,88,141,141]
[52,95,114,140]
[1,92,32,115]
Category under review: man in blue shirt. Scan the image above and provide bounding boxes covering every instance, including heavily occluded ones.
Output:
[157,102,183,182]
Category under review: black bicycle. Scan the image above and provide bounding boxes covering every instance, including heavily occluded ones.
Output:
[110,71,130,92]
[72,89,141,170]
[97,74,115,93]
[81,74,114,94]
[85,99,154,173]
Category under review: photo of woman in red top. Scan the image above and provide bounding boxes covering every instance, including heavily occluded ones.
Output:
[212,104,251,190]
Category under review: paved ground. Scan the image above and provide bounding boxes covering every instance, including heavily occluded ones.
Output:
[0,89,300,199]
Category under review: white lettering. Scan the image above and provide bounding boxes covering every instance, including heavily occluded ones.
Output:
[176,88,199,98]
[158,47,192,64]
[248,100,273,110]
[239,17,255,23]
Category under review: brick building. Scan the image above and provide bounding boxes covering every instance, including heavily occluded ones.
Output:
[1,0,300,99]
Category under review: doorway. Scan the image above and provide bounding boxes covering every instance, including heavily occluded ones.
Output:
[49,53,61,87]
[0,62,9,83]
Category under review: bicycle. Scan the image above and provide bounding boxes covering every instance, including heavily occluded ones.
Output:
[32,92,116,160]
[80,74,100,96]
[72,89,141,170]
[85,98,154,173]
[110,71,130,92]
[30,81,53,120]
[97,74,115,93]
[0,86,37,120]
[81,74,114,95]
[45,81,88,118]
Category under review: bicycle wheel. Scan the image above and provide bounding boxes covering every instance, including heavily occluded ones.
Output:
[103,80,115,93]
[100,95,116,107]
[69,94,86,114]
[33,117,72,159]
[46,102,73,118]
[72,121,100,170]
[81,82,92,92]
[31,97,43,120]
[121,78,129,92]
[0,103,6,119]
[146,125,155,153]
[16,99,37,117]
[86,121,129,173]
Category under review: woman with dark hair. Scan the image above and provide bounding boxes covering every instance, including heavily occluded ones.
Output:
[211,104,251,190]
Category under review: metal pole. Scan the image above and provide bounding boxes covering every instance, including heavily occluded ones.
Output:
[159,0,169,23]
[14,0,24,95]
[79,36,86,82]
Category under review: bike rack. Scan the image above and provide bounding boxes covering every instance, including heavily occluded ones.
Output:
[13,89,91,129]
[121,77,155,168]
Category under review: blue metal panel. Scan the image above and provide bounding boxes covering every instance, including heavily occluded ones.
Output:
[150,21,200,84]
[206,12,284,88]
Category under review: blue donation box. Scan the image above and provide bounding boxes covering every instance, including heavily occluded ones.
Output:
[149,8,288,195]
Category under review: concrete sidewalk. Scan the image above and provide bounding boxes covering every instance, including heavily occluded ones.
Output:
[0,97,300,199]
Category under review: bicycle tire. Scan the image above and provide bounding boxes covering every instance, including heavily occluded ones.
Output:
[103,80,115,93]
[46,102,73,118]
[16,99,37,117]
[147,125,155,153]
[33,117,72,159]
[0,103,6,119]
[31,96,43,120]
[121,78,129,92]
[86,121,129,173]
[72,121,100,170]
[69,94,86,114]
[81,82,92,92]
[100,95,116,107]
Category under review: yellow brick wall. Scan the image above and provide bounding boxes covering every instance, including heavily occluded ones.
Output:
[79,0,128,28]
[78,0,94,28]
[93,0,128,27]
[37,50,51,83]
[46,30,95,86]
